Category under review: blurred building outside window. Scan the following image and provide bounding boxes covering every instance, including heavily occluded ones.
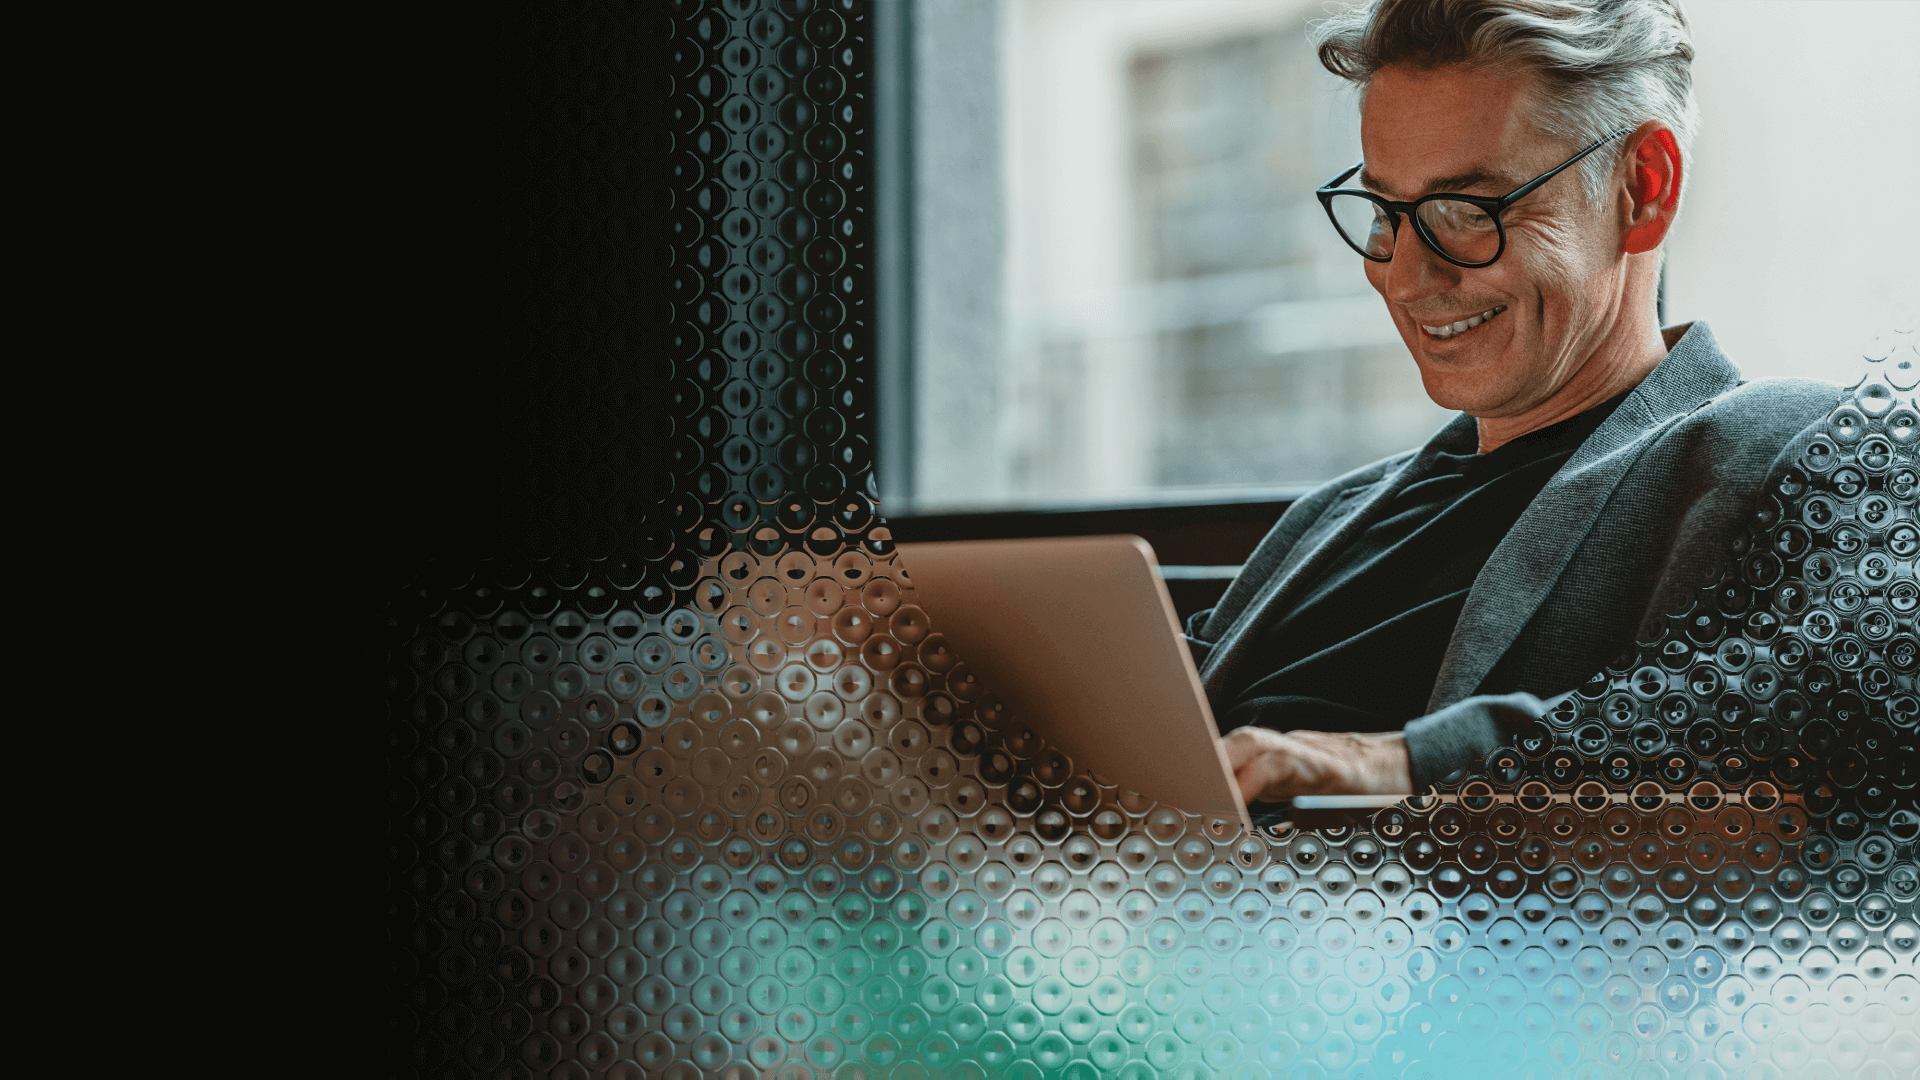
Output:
[886,0,1920,513]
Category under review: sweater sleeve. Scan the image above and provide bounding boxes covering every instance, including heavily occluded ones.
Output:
[1183,608,1216,671]
[1401,692,1547,789]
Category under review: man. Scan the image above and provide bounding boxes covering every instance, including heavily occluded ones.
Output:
[1187,0,1838,806]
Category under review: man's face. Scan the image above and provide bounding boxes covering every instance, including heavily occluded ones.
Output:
[1359,65,1629,418]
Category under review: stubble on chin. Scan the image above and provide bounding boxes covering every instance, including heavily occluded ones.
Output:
[1411,353,1497,417]
[1412,334,1547,420]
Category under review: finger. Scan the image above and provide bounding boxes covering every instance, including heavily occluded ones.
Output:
[1220,729,1257,770]
[1234,745,1294,804]
[1219,726,1277,770]
[1233,760,1267,806]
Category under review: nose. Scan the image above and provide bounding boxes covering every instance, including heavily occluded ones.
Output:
[1374,216,1463,309]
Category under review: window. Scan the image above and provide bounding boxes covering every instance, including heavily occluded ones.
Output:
[879,0,1920,514]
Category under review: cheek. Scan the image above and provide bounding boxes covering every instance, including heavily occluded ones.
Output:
[1511,217,1607,299]
[1526,258,1586,316]
[1487,243,1563,315]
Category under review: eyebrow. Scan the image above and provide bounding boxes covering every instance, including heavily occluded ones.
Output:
[1356,165,1526,200]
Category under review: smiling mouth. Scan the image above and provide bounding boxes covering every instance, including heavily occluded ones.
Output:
[1420,305,1508,341]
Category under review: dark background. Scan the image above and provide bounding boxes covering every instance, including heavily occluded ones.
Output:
[352,0,1276,624]
[361,2,678,583]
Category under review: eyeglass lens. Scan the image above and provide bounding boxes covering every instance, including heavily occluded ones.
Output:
[1327,193,1502,265]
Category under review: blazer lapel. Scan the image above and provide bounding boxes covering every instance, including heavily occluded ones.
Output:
[1427,322,1744,709]
[1201,413,1478,702]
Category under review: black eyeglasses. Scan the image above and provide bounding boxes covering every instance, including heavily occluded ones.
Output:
[1316,128,1632,268]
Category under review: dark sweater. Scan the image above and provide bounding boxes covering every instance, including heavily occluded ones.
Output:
[1209,393,1626,736]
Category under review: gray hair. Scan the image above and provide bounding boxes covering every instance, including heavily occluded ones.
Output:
[1309,0,1699,208]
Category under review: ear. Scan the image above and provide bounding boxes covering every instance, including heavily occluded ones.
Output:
[1622,125,1683,256]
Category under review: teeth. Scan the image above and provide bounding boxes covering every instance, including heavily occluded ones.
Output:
[1421,305,1507,339]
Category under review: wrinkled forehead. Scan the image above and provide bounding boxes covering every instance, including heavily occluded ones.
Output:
[1356,65,1560,200]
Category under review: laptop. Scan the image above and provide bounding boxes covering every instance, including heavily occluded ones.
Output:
[895,535,1555,830]
[895,535,1262,826]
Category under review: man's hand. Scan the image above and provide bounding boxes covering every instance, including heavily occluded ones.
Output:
[1219,727,1413,805]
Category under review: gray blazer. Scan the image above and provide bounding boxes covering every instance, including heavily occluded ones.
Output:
[1188,322,1841,787]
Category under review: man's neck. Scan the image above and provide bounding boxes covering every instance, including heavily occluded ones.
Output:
[1474,322,1677,453]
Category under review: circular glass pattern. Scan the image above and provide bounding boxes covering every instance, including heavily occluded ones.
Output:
[387,15,1919,1079]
